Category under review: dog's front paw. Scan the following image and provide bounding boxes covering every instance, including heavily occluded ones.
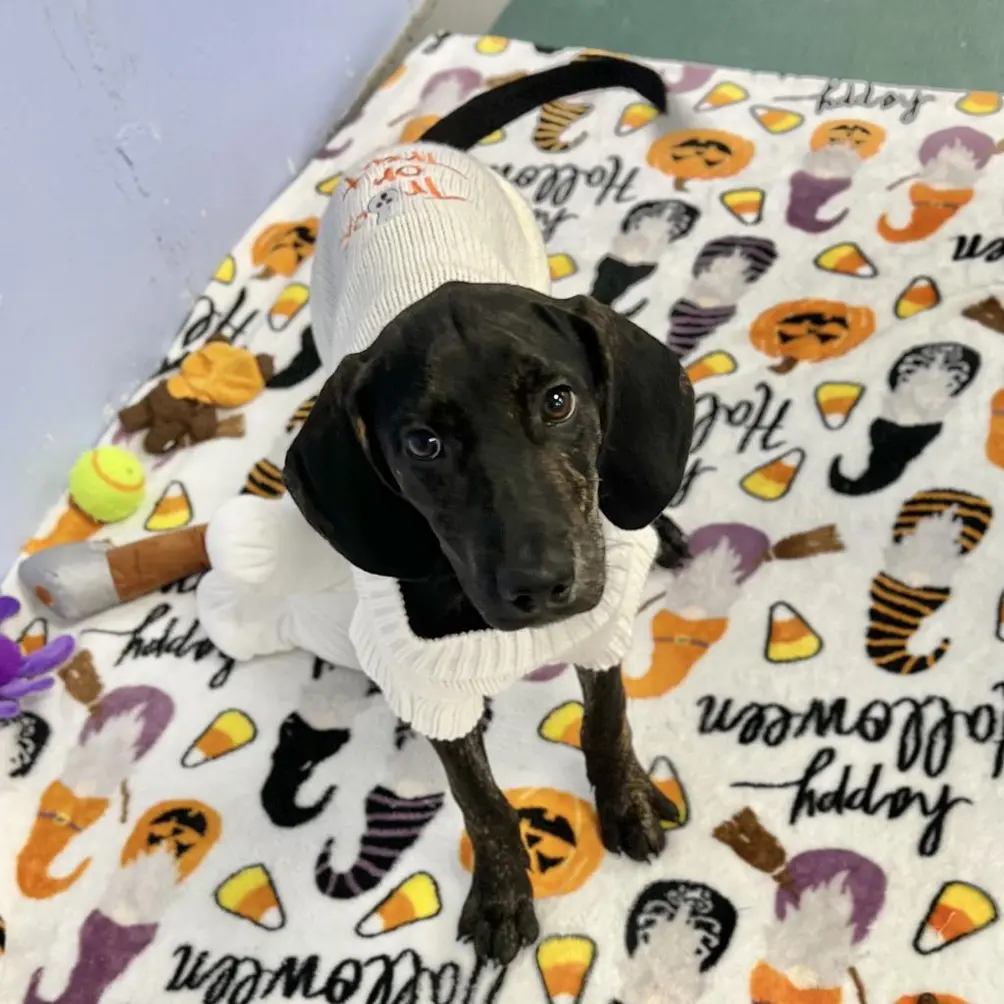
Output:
[458,866,538,965]
[653,514,690,571]
[595,764,679,861]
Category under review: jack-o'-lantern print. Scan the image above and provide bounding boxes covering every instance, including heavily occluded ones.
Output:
[458,787,605,898]
[251,218,319,280]
[810,119,886,159]
[121,799,222,881]
[647,129,755,191]
[750,299,877,374]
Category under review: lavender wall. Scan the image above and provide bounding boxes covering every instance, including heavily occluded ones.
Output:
[0,0,415,565]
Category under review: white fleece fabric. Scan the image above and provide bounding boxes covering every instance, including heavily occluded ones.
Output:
[197,141,659,741]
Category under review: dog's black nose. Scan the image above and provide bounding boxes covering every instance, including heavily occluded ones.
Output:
[497,558,575,617]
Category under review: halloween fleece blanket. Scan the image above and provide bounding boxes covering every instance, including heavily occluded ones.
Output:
[3,31,1004,1004]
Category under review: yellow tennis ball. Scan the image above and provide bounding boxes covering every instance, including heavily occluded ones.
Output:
[68,447,146,523]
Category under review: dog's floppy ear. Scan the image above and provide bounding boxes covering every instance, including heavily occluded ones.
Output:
[283,356,442,579]
[557,294,695,529]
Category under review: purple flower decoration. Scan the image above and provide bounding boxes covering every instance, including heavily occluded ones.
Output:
[0,596,74,719]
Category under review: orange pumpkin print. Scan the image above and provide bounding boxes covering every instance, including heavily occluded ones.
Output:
[459,787,604,898]
[251,217,319,279]
[121,799,221,880]
[810,119,886,159]
[750,298,877,374]
[647,128,755,191]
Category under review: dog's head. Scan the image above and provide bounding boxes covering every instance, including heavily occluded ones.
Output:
[285,283,694,631]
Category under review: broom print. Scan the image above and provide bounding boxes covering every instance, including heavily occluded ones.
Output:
[714,808,886,1003]
[963,294,1004,335]
[589,200,700,312]
[666,236,778,358]
[830,343,980,496]
[314,734,445,900]
[867,488,993,674]
[626,523,843,698]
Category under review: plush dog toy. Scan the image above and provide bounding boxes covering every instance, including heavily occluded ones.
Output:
[118,335,274,454]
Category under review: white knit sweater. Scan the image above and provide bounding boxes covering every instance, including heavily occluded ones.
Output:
[309,142,552,364]
[199,143,658,741]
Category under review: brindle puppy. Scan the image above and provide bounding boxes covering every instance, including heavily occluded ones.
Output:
[285,282,694,964]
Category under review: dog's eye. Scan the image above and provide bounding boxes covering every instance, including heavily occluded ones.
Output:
[404,429,442,460]
[542,385,576,424]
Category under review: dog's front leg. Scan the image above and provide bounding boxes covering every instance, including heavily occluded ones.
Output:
[576,666,679,858]
[431,721,538,964]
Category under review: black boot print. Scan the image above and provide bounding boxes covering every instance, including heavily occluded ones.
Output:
[314,736,445,899]
[830,420,942,496]
[830,342,980,496]
[866,488,993,674]
[313,785,445,899]
[261,665,377,827]
[591,258,657,308]
[260,713,350,828]
[666,236,777,358]
[589,200,699,310]
[266,327,321,389]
